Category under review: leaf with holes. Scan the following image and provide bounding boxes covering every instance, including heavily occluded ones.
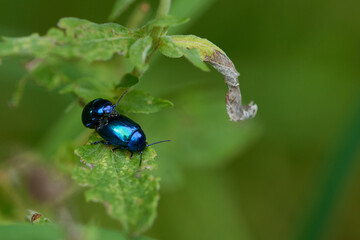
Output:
[73,134,160,235]
[0,17,138,62]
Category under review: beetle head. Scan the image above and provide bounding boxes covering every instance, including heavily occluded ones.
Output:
[81,98,115,129]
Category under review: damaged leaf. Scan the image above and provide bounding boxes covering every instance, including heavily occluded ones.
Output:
[73,134,160,235]
[168,35,257,121]
[0,17,137,62]
[158,36,209,71]
[171,35,223,58]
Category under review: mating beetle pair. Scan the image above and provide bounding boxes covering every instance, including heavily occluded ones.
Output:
[81,91,169,166]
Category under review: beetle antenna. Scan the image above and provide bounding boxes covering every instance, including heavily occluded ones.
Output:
[114,90,129,107]
[146,140,171,147]
[139,141,170,167]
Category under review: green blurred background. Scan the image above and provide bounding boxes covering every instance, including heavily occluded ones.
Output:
[0,0,360,240]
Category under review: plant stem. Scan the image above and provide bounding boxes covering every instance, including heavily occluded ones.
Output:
[8,74,29,108]
[156,0,171,19]
[151,0,171,44]
[133,0,171,78]
[126,2,151,29]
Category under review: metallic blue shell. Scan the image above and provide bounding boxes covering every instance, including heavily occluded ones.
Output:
[97,115,146,152]
[82,98,113,129]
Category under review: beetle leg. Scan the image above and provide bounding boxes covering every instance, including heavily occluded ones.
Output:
[96,124,103,131]
[129,152,134,159]
[91,140,110,145]
[96,117,109,131]
[103,117,109,126]
[112,147,125,151]
[110,111,119,117]
[112,146,125,151]
[139,151,143,167]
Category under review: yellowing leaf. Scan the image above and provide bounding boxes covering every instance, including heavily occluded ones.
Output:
[158,36,209,71]
[171,34,224,59]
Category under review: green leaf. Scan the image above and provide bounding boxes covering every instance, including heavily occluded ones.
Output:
[146,15,190,28]
[73,134,160,235]
[109,0,135,21]
[158,36,183,58]
[180,47,210,71]
[28,59,64,90]
[0,223,156,240]
[159,35,211,71]
[25,60,171,113]
[0,17,137,62]
[129,36,153,72]
[0,34,54,58]
[27,59,121,103]
[118,90,174,114]
[60,78,115,102]
[117,73,139,88]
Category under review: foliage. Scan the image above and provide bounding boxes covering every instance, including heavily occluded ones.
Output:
[0,0,257,239]
[73,134,160,235]
[0,17,137,61]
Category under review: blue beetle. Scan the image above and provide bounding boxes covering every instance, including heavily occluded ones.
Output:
[81,91,169,166]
